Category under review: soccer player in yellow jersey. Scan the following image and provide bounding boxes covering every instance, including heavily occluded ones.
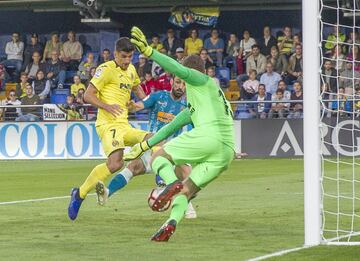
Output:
[68,37,151,220]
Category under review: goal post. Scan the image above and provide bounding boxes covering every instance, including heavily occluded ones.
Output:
[303,0,322,246]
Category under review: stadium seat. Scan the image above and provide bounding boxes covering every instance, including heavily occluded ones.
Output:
[4,83,16,97]
[216,67,230,88]
[66,71,77,80]
[228,79,239,91]
[132,51,140,64]
[50,94,67,104]
[224,90,240,101]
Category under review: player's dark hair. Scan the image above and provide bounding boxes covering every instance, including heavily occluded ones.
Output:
[103,48,110,53]
[115,37,135,53]
[182,54,205,73]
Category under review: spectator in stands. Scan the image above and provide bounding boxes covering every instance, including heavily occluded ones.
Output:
[268,46,288,76]
[71,75,86,96]
[268,88,289,119]
[76,88,85,105]
[163,28,183,57]
[241,69,259,100]
[25,51,44,81]
[248,83,272,119]
[175,47,185,63]
[288,81,303,119]
[224,33,239,77]
[150,34,164,51]
[62,31,83,71]
[346,31,360,55]
[1,32,24,80]
[140,71,157,95]
[98,48,112,64]
[291,34,302,54]
[285,43,303,85]
[322,59,338,93]
[324,24,346,55]
[199,48,214,69]
[346,45,360,71]
[135,54,151,82]
[86,67,97,87]
[184,29,203,55]
[44,51,66,89]
[206,66,220,87]
[332,87,351,117]
[61,94,83,120]
[239,30,256,60]
[0,64,6,91]
[260,62,282,95]
[23,33,43,70]
[258,26,277,57]
[3,90,21,121]
[237,44,267,86]
[16,72,29,99]
[156,71,172,91]
[78,52,97,81]
[43,32,63,62]
[275,80,291,100]
[329,44,346,72]
[277,26,293,57]
[339,61,360,95]
[32,70,50,101]
[15,83,41,122]
[204,28,225,67]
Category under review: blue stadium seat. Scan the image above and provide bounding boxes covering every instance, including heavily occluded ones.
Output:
[50,94,67,104]
[132,51,140,64]
[216,67,230,88]
[66,71,77,80]
[53,89,70,95]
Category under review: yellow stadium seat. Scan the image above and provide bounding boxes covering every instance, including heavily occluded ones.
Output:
[228,79,239,91]
[224,91,240,101]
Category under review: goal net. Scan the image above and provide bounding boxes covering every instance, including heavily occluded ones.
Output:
[319,0,360,244]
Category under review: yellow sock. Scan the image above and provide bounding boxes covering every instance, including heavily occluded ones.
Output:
[79,163,112,199]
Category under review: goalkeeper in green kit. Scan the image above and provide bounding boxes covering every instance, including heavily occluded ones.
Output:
[128,27,235,242]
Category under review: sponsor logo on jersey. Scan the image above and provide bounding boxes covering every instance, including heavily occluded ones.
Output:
[94,68,103,78]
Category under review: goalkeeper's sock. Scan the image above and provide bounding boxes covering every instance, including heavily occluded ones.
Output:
[108,168,133,197]
[152,156,177,185]
[79,163,112,199]
[168,195,188,224]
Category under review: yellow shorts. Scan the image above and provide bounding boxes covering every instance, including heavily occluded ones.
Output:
[96,122,148,157]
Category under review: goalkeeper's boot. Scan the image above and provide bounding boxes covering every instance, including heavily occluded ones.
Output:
[185,202,197,219]
[151,180,183,212]
[151,219,177,242]
[67,188,84,221]
[95,181,109,206]
[155,174,166,187]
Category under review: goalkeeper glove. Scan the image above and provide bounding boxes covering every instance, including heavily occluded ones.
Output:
[130,26,153,57]
[123,140,151,161]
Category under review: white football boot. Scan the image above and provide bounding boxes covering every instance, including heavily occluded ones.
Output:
[185,202,197,219]
[95,181,109,206]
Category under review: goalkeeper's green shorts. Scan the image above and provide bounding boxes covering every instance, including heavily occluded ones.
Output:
[163,128,234,189]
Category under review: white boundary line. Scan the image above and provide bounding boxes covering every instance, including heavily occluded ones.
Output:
[246,245,312,261]
[0,193,95,205]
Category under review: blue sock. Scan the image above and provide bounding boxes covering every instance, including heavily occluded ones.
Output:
[108,168,133,197]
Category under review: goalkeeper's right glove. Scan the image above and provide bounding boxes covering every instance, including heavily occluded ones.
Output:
[123,140,151,161]
[130,26,153,57]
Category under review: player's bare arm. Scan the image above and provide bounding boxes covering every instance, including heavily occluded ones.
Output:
[84,83,123,117]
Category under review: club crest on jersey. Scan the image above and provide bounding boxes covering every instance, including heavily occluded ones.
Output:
[112,140,120,147]
[120,83,131,89]
[94,68,103,78]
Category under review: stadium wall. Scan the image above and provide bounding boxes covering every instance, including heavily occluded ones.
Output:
[0,119,357,159]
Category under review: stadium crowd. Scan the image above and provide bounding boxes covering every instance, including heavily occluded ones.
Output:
[0,24,358,121]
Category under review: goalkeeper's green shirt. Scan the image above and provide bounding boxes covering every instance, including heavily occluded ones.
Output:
[150,50,235,149]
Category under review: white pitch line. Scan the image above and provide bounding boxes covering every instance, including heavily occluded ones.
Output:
[0,193,95,205]
[246,245,312,261]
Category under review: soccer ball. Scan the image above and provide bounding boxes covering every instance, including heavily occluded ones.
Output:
[148,187,172,212]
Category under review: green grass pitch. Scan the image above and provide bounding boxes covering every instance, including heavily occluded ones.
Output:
[1,159,360,260]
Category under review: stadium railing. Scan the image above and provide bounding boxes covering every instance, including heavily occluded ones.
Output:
[0,99,353,121]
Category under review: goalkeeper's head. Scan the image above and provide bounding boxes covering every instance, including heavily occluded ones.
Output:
[182,54,205,73]
[114,37,135,70]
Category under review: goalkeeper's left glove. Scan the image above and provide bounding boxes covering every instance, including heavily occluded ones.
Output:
[130,26,153,57]
[123,140,151,161]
